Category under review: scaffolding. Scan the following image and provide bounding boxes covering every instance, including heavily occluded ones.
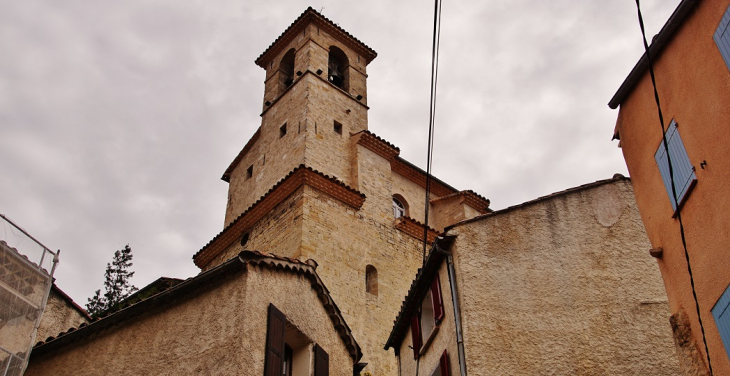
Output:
[0,214,58,376]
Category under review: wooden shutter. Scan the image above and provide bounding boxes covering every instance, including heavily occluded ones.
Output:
[264,304,286,376]
[712,285,730,360]
[654,120,696,211]
[431,274,445,322]
[714,5,730,71]
[439,350,450,376]
[314,344,329,376]
[410,314,422,359]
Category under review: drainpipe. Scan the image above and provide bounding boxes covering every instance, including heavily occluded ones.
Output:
[435,242,467,376]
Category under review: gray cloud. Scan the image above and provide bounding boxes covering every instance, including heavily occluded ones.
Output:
[0,0,680,304]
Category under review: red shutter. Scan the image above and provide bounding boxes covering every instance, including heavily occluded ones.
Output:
[439,350,450,376]
[410,314,422,359]
[314,344,329,376]
[264,304,286,376]
[431,274,445,322]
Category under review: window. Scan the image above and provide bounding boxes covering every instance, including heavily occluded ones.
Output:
[280,123,287,138]
[366,265,378,296]
[429,351,451,376]
[714,5,730,71]
[265,304,327,376]
[280,48,296,92]
[334,121,342,135]
[393,197,406,219]
[328,46,349,90]
[654,120,696,211]
[712,284,730,360]
[409,275,445,359]
[247,165,253,180]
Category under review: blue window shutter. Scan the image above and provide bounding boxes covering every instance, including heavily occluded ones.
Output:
[715,5,730,71]
[654,120,696,211]
[712,284,730,361]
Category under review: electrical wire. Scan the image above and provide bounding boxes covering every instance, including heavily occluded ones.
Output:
[422,0,443,265]
[634,1,713,374]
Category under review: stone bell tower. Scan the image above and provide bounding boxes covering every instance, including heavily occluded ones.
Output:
[193,8,480,376]
[221,8,377,226]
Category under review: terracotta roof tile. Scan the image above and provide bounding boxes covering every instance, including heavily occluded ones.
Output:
[194,164,366,268]
[255,7,377,68]
[33,251,363,362]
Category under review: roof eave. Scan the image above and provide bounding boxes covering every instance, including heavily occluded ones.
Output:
[607,0,699,109]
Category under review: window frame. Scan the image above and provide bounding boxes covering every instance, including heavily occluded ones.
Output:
[654,120,696,213]
[712,284,730,361]
[393,197,406,219]
[714,5,730,71]
[410,274,445,359]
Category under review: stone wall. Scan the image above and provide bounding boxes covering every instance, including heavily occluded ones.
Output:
[36,287,89,343]
[446,178,680,375]
[26,262,355,376]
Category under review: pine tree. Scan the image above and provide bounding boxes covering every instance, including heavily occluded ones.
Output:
[86,244,138,318]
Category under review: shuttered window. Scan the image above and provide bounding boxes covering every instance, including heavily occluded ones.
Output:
[654,120,696,211]
[264,304,286,376]
[314,344,329,376]
[439,350,450,376]
[712,284,730,361]
[714,5,730,71]
[410,314,422,359]
[431,275,444,322]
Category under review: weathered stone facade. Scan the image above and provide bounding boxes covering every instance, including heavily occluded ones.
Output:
[27,252,361,376]
[35,286,90,345]
[196,8,488,375]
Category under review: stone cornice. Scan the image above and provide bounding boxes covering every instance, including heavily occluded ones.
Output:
[394,216,441,244]
[255,7,377,69]
[196,165,366,268]
[430,190,491,214]
[352,130,460,198]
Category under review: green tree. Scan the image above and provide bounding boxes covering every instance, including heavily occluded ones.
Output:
[86,244,138,318]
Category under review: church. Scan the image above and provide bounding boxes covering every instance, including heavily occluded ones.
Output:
[24,7,680,375]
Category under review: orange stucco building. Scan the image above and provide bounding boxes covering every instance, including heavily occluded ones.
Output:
[609,0,730,374]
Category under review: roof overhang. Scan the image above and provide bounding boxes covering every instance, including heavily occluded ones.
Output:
[607,0,699,109]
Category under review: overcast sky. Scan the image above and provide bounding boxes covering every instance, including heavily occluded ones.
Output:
[1,0,681,306]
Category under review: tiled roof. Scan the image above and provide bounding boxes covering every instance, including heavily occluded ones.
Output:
[384,236,454,350]
[33,251,363,362]
[430,190,492,214]
[394,216,441,244]
[195,164,366,268]
[51,284,91,321]
[446,174,630,231]
[351,130,484,199]
[255,7,377,68]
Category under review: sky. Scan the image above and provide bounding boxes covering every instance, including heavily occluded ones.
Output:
[1,0,682,306]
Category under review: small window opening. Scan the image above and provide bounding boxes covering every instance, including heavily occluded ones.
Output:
[284,321,313,375]
[421,290,436,339]
[280,49,295,93]
[240,232,250,246]
[246,165,253,179]
[280,123,287,138]
[334,121,342,135]
[393,196,407,218]
[328,46,349,91]
[366,265,378,296]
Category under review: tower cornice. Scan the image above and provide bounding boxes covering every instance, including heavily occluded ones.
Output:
[255,7,377,69]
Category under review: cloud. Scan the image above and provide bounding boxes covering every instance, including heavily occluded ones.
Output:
[0,0,681,303]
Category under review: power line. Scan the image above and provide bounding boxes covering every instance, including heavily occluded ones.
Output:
[422,0,443,265]
[633,1,713,374]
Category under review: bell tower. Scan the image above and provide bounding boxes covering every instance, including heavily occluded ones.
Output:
[222,8,377,226]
